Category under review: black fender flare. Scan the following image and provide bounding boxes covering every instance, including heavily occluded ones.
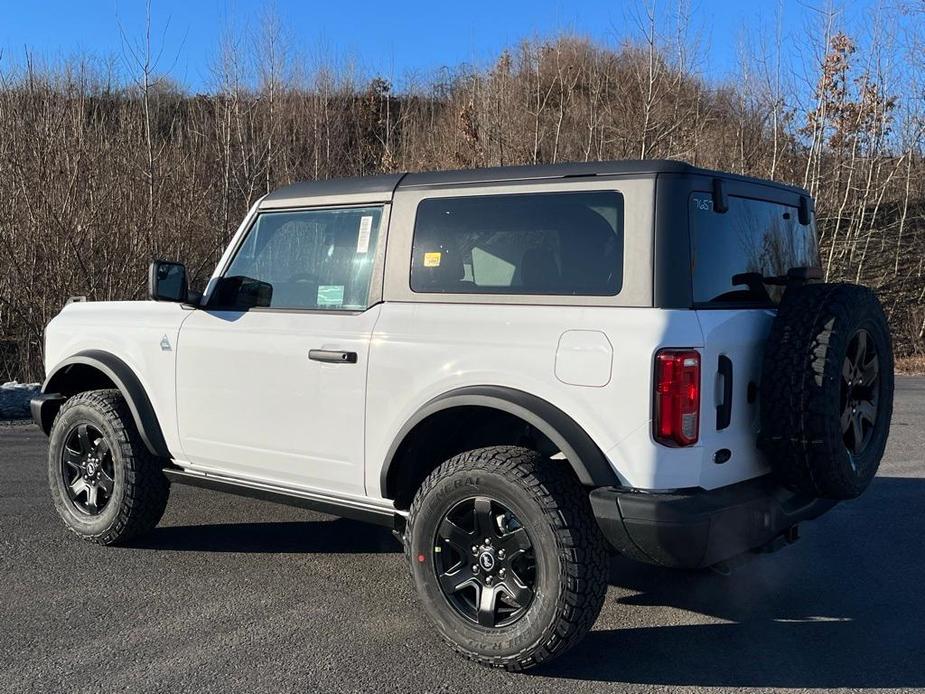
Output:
[379,385,619,498]
[38,349,172,459]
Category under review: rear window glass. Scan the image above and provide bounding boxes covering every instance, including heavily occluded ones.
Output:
[410,191,624,296]
[690,193,819,304]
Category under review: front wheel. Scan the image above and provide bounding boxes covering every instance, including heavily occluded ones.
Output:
[405,446,608,671]
[48,389,170,545]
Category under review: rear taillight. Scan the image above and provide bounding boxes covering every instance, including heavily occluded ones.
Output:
[654,349,701,446]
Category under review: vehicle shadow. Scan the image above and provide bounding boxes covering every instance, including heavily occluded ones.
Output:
[132,518,401,554]
[536,476,925,689]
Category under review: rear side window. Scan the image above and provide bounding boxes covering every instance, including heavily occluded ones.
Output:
[690,193,819,305]
[410,191,624,296]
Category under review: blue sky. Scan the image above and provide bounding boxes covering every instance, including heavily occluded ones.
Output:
[0,0,881,92]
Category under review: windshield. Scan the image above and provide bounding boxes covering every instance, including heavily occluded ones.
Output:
[689,192,819,305]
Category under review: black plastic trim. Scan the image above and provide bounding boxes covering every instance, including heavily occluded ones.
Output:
[589,475,836,568]
[40,350,171,458]
[798,195,812,225]
[379,385,618,498]
[712,178,729,213]
[716,355,733,430]
[652,173,694,309]
[164,468,398,528]
[30,392,66,432]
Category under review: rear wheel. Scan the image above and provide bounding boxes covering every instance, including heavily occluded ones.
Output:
[405,446,608,671]
[48,389,170,545]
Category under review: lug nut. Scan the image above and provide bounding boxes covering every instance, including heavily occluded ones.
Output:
[484,538,491,545]
[486,576,493,585]
[499,568,506,577]
[498,549,505,559]
[472,546,478,554]
[472,564,479,573]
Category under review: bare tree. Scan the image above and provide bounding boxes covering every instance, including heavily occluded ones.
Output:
[1,10,924,380]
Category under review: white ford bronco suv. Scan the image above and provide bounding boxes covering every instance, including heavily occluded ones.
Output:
[31,160,893,670]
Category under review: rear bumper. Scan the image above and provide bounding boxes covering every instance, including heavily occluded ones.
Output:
[589,475,836,568]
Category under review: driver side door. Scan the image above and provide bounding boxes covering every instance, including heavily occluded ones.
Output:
[175,204,386,497]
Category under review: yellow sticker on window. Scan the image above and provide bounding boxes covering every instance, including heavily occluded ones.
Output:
[423,252,442,268]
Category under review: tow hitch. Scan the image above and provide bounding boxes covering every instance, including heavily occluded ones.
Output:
[711,525,801,575]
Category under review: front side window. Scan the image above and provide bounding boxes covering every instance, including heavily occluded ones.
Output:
[410,191,624,296]
[690,193,819,305]
[216,206,382,310]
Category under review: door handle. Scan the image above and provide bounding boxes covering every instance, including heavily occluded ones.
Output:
[309,349,358,364]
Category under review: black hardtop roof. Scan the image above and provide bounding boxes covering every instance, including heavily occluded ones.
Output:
[261,159,809,204]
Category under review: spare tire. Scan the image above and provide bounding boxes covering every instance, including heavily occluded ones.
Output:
[759,282,893,499]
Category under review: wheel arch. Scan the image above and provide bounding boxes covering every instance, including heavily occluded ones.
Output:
[380,385,618,508]
[37,350,171,458]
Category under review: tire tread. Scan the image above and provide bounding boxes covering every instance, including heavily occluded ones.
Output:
[405,445,608,671]
[50,389,170,545]
[759,283,893,498]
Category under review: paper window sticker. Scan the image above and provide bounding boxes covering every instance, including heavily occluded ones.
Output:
[356,216,373,253]
[317,285,345,307]
[424,252,442,267]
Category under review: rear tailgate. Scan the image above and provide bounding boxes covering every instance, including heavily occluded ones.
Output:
[695,308,776,490]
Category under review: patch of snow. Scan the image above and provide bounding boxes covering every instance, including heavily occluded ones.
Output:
[0,381,39,420]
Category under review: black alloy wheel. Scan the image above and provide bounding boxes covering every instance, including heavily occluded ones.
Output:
[48,390,170,544]
[840,329,880,460]
[759,282,894,499]
[60,422,115,515]
[405,446,609,670]
[434,496,536,628]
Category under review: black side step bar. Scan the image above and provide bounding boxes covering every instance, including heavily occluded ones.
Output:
[163,468,399,528]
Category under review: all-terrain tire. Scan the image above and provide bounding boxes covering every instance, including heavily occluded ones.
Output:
[405,446,608,671]
[48,389,170,544]
[759,283,893,499]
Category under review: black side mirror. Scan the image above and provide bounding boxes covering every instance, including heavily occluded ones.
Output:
[237,277,273,308]
[149,260,189,303]
[210,275,273,309]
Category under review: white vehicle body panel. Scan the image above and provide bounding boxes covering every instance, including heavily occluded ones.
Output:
[694,308,776,489]
[43,301,189,453]
[555,330,614,387]
[175,305,380,496]
[366,304,724,495]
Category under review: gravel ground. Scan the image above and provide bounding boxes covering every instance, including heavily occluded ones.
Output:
[1,377,923,693]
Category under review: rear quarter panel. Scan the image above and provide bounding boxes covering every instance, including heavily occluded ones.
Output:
[365,304,706,495]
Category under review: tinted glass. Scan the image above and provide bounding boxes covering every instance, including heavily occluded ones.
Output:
[221,206,382,310]
[410,191,623,296]
[153,262,187,301]
[690,193,819,304]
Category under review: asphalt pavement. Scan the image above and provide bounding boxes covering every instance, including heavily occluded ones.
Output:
[1,378,923,693]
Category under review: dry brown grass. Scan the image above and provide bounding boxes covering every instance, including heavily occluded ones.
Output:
[896,355,925,375]
[1,21,924,382]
